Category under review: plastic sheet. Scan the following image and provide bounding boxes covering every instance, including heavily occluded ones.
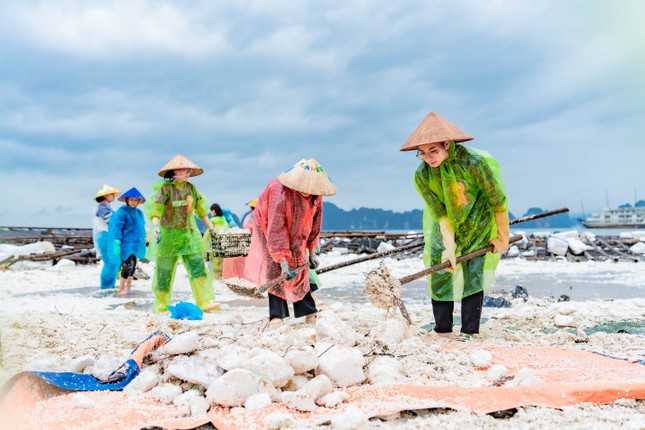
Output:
[2,344,643,430]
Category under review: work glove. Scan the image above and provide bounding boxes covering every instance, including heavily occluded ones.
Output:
[490,211,510,253]
[309,254,320,270]
[153,225,161,244]
[280,259,296,281]
[113,239,122,261]
[439,217,457,271]
[209,228,217,238]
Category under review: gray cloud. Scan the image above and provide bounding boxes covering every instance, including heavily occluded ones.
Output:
[0,0,643,226]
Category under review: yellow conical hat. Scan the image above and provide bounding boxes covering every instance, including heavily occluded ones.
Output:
[400,112,473,151]
[158,154,204,177]
[277,158,337,196]
[93,184,120,200]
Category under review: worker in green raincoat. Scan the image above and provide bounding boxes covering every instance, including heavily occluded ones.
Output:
[202,203,231,280]
[401,112,510,341]
[148,154,221,313]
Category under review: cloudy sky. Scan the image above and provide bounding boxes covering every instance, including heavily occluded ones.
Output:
[1,0,643,227]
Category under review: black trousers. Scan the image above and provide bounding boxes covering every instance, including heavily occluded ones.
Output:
[269,283,317,320]
[120,254,137,278]
[431,290,484,334]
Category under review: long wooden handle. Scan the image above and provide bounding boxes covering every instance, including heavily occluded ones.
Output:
[258,264,310,293]
[316,241,423,274]
[398,234,523,285]
[510,207,569,225]
[316,208,568,276]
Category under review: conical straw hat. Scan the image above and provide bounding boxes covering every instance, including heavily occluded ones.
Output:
[277,158,337,196]
[158,154,204,177]
[400,112,473,151]
[93,184,120,200]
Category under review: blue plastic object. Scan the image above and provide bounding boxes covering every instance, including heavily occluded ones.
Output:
[168,301,203,320]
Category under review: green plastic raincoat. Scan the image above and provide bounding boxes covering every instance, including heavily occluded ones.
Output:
[147,180,215,312]
[414,143,507,301]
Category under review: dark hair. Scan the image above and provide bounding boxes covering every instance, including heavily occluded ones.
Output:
[163,170,175,182]
[95,196,106,203]
[210,203,223,217]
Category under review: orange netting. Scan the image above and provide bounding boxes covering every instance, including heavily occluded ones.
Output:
[1,345,643,430]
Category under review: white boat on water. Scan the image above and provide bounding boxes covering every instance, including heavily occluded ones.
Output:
[582,206,645,228]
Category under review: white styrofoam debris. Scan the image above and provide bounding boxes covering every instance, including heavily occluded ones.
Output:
[174,389,210,418]
[469,349,493,369]
[316,344,366,388]
[547,236,569,256]
[244,392,272,411]
[285,346,318,374]
[166,350,224,388]
[367,356,405,385]
[329,405,370,429]
[317,391,350,408]
[376,242,396,252]
[123,368,160,395]
[315,312,358,346]
[264,412,295,429]
[629,242,645,254]
[157,331,200,356]
[206,369,274,407]
[554,314,575,327]
[506,245,520,257]
[68,355,95,374]
[373,318,410,350]
[149,383,183,404]
[298,374,333,401]
[238,350,295,388]
[486,364,508,382]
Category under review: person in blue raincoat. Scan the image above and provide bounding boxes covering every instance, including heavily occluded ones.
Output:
[93,184,121,289]
[108,187,148,296]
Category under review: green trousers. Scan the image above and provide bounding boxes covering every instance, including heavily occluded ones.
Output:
[152,253,214,313]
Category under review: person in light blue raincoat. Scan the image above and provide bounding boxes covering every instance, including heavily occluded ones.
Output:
[93,184,121,289]
[107,187,148,296]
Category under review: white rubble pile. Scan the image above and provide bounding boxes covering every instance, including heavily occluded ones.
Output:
[0,241,56,261]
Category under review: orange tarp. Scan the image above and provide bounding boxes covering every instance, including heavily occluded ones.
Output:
[1,345,644,430]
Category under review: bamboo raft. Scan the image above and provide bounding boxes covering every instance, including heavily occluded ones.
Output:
[1,226,642,269]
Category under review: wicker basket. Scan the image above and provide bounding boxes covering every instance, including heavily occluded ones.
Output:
[211,232,252,257]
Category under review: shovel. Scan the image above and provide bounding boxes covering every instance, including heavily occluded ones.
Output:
[223,242,423,299]
[224,264,310,299]
[365,234,524,324]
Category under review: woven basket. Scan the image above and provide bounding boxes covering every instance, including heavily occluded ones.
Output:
[211,232,252,257]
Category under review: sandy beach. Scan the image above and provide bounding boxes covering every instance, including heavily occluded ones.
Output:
[0,245,644,429]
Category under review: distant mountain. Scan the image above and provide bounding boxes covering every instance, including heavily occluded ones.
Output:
[321,204,581,230]
[619,200,645,208]
[230,200,642,231]
[322,202,422,230]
